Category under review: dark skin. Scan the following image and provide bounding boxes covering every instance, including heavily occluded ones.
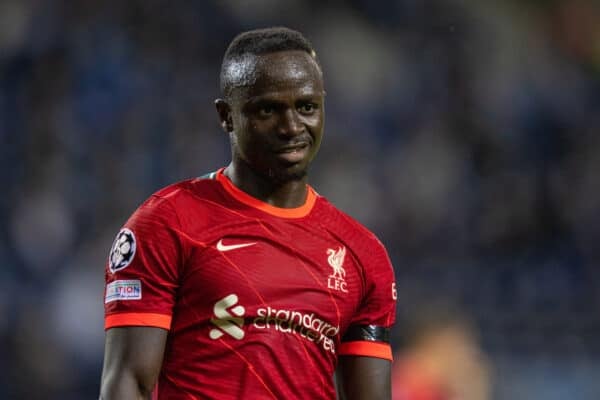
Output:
[99,50,391,400]
[100,327,167,399]
[216,50,325,207]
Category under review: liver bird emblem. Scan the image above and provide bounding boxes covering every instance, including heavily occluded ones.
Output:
[327,247,346,280]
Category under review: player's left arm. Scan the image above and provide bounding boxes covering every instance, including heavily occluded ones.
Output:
[336,355,391,400]
[336,235,396,400]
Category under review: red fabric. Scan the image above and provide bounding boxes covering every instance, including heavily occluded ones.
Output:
[104,169,396,399]
[338,341,393,360]
[105,312,171,329]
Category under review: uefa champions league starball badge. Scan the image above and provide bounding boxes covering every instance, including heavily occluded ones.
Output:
[109,228,137,273]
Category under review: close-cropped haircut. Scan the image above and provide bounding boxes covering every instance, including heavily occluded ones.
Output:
[220,27,319,98]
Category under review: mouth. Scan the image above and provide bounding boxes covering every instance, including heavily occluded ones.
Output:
[276,142,310,153]
[273,142,311,164]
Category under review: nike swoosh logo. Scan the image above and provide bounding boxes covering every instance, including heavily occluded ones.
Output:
[216,239,256,252]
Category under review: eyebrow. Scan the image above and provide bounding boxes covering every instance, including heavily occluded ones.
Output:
[246,91,325,104]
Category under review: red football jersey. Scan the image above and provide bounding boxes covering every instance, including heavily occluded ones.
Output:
[104,169,396,399]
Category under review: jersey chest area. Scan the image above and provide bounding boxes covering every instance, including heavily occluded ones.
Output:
[176,219,363,336]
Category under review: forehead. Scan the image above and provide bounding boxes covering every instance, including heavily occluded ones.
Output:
[227,51,324,100]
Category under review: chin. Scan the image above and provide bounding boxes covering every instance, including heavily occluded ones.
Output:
[265,164,308,184]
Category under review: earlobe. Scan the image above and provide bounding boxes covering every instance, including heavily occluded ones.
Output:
[225,116,233,132]
[215,98,233,133]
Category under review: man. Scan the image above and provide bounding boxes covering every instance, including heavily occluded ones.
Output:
[100,27,396,399]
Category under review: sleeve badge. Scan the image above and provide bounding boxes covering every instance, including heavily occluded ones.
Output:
[108,228,137,273]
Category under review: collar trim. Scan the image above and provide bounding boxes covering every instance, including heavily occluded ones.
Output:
[216,168,316,218]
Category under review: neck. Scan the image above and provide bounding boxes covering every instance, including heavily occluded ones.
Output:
[223,161,309,208]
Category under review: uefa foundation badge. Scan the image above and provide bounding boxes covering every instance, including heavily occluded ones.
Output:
[109,228,136,273]
[105,280,142,303]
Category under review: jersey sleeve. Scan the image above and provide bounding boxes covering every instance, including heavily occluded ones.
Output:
[104,195,184,331]
[339,238,396,360]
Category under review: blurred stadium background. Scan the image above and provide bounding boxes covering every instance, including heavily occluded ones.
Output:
[1,0,599,398]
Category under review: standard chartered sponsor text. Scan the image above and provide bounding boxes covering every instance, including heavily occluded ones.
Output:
[253,307,339,353]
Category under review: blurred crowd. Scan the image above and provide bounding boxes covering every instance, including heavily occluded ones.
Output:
[1,0,599,398]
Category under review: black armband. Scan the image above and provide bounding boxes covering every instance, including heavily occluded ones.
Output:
[342,325,390,343]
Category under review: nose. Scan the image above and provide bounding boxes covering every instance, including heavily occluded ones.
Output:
[277,109,304,137]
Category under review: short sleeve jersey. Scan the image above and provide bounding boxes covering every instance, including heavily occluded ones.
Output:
[104,169,396,399]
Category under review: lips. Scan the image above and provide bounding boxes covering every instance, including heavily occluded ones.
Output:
[276,142,309,153]
[274,136,312,153]
[273,141,311,164]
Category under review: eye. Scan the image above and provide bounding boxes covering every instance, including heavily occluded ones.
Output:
[298,103,317,115]
[258,105,275,117]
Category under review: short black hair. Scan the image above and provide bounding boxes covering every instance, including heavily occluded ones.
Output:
[220,27,319,97]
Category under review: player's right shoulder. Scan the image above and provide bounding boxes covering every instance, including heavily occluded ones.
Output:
[152,170,220,200]
[130,171,222,226]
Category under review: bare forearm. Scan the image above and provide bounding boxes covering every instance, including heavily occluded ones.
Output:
[100,327,168,400]
[100,369,154,400]
[336,356,391,400]
[337,375,390,399]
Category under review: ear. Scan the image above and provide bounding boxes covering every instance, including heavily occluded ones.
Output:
[215,99,233,133]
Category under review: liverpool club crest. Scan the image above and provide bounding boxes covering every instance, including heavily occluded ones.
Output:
[327,247,348,293]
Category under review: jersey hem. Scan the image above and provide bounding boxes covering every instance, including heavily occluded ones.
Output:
[338,341,393,361]
[105,312,172,330]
